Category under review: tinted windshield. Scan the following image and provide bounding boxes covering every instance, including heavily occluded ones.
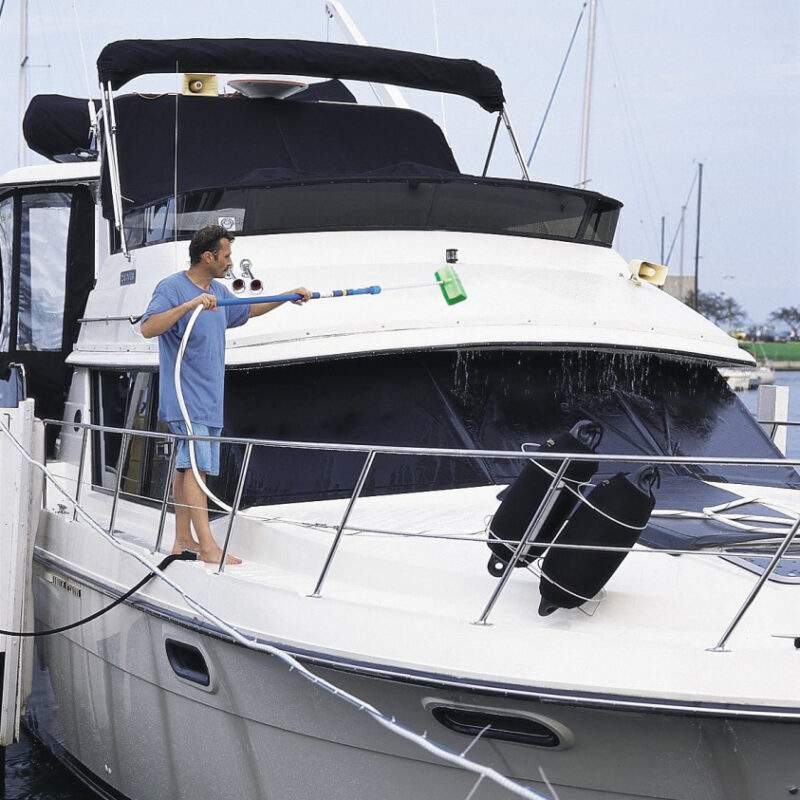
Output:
[121,179,620,251]
[206,349,796,510]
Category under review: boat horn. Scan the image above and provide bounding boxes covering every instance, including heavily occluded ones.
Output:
[237,259,262,293]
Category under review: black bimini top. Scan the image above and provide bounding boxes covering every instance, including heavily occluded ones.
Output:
[96,38,505,111]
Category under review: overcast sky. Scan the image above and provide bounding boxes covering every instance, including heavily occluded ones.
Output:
[0,0,797,322]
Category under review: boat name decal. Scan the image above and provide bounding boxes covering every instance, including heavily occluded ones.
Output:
[45,571,82,598]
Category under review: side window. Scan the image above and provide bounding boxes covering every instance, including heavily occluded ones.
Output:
[120,372,155,498]
[93,370,131,490]
[92,369,168,503]
[0,195,13,351]
[17,191,72,351]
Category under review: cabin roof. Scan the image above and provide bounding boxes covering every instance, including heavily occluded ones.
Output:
[0,162,99,187]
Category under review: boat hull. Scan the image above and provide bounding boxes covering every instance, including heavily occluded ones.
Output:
[26,563,800,800]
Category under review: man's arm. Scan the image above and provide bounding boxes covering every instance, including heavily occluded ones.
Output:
[140,293,217,339]
[248,287,311,318]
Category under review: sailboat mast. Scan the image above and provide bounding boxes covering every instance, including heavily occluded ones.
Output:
[578,0,597,187]
[693,162,703,309]
[17,0,29,167]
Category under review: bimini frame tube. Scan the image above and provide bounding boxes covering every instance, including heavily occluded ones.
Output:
[481,111,502,177]
[501,105,530,181]
[99,81,129,257]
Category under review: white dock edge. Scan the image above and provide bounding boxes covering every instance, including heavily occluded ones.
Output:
[0,400,44,745]
[758,384,790,456]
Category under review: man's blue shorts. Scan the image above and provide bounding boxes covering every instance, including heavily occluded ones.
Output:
[167,422,222,476]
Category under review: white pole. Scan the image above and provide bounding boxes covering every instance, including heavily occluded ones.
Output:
[578,0,597,188]
[758,384,789,457]
[431,0,447,136]
[17,0,29,167]
[324,0,410,109]
[0,400,42,744]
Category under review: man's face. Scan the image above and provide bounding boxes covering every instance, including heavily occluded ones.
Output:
[205,237,232,277]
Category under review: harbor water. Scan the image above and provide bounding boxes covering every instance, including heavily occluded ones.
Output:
[4,371,799,800]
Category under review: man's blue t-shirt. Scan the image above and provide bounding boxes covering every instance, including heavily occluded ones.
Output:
[141,272,249,427]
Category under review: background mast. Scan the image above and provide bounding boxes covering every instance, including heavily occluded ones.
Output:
[578,0,597,187]
[693,162,703,309]
[17,0,28,167]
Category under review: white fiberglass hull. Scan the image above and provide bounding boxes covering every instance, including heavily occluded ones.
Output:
[26,555,800,800]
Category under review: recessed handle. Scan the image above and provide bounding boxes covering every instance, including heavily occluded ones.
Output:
[431,705,562,748]
[165,639,210,687]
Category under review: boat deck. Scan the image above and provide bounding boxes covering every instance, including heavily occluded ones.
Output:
[35,473,800,715]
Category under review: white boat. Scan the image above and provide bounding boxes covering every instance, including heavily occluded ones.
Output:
[2,36,799,800]
[719,365,775,392]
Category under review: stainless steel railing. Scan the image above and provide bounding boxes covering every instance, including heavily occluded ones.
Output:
[42,417,800,649]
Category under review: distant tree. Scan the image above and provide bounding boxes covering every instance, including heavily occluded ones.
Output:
[769,306,800,339]
[684,290,746,329]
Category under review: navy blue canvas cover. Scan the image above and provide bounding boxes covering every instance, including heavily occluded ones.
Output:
[96,38,505,111]
[100,93,458,218]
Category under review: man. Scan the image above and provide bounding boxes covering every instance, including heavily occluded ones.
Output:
[141,225,310,564]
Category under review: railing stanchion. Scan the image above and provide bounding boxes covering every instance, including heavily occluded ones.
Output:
[41,420,50,509]
[108,433,130,535]
[71,426,89,521]
[474,459,571,626]
[709,514,800,652]
[309,450,376,598]
[153,439,179,554]
[218,443,253,574]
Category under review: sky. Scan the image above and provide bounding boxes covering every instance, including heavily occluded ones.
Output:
[0,0,797,323]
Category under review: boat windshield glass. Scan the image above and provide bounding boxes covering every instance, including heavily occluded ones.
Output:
[207,350,797,515]
[120,179,620,250]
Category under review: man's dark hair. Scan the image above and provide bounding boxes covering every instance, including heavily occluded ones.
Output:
[189,225,235,265]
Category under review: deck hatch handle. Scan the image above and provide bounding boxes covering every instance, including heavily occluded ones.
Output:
[431,705,561,748]
[165,639,210,687]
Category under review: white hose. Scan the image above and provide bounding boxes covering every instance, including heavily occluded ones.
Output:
[175,304,236,513]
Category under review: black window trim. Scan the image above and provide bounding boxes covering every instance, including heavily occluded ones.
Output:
[0,189,13,353]
[112,178,622,255]
[9,186,80,354]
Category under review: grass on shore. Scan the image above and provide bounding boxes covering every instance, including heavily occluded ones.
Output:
[740,341,800,361]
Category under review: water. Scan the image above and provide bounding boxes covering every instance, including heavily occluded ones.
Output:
[5,372,799,799]
[3,731,88,799]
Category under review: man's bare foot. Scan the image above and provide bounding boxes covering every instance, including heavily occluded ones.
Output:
[199,545,242,566]
[171,537,198,556]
